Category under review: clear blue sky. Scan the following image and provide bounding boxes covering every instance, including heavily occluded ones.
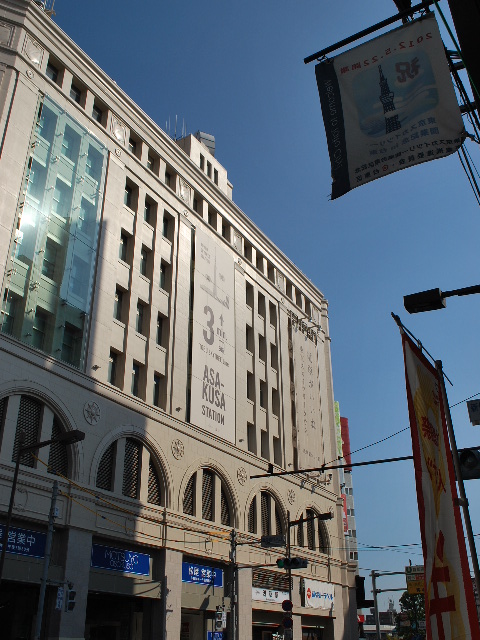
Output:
[53,0,480,609]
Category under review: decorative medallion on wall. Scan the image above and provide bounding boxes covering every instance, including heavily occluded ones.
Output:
[287,489,296,505]
[111,116,126,145]
[0,23,14,48]
[276,272,285,293]
[232,231,242,253]
[83,401,101,425]
[26,69,34,79]
[23,36,43,66]
[171,439,184,459]
[114,148,122,157]
[237,467,247,485]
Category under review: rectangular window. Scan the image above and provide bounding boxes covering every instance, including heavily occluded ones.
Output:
[124,185,132,208]
[92,103,103,123]
[144,200,151,224]
[156,313,164,346]
[131,362,140,397]
[140,246,148,277]
[259,381,267,409]
[32,308,47,350]
[165,171,171,188]
[119,232,128,262]
[160,261,168,291]
[108,350,117,385]
[136,302,144,334]
[200,154,205,171]
[193,197,198,212]
[162,214,169,238]
[147,155,154,171]
[128,138,136,155]
[207,161,212,178]
[46,62,58,82]
[153,374,161,407]
[114,288,123,322]
[214,168,218,185]
[42,238,58,280]
[70,84,82,104]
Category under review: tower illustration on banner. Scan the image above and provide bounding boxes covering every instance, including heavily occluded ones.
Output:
[378,65,402,133]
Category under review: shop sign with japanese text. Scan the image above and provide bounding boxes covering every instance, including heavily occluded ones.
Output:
[315,13,464,199]
[0,525,46,558]
[182,562,223,587]
[252,587,289,603]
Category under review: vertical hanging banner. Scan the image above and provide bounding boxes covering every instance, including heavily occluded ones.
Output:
[315,13,464,199]
[401,333,480,640]
[190,229,236,442]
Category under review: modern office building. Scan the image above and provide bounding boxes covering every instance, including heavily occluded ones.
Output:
[340,417,358,565]
[0,1,358,639]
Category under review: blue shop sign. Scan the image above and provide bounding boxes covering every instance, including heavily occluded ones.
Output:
[91,543,151,576]
[182,562,223,587]
[0,525,46,558]
[208,632,224,640]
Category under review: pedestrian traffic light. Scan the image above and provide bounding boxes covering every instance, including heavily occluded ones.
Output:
[282,599,293,629]
[65,589,76,612]
[355,576,374,609]
[277,557,308,570]
[459,447,480,480]
[215,607,224,630]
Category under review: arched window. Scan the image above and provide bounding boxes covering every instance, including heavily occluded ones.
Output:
[7,394,73,477]
[296,508,329,554]
[247,491,284,536]
[182,468,232,526]
[95,437,164,507]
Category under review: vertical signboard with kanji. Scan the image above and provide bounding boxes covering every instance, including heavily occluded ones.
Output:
[315,13,464,199]
[190,229,235,442]
[401,333,480,640]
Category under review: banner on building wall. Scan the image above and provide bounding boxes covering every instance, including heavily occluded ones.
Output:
[90,544,151,576]
[401,333,480,640]
[315,13,464,199]
[291,314,323,470]
[190,229,236,442]
[303,578,335,611]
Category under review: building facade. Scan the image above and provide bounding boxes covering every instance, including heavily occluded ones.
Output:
[0,2,358,639]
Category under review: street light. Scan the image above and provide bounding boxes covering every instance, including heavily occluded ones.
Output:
[0,428,85,583]
[404,284,480,313]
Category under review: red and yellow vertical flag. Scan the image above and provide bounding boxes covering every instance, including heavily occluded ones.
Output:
[401,333,480,640]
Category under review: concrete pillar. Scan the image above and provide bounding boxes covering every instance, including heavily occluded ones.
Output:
[50,528,92,640]
[163,549,182,640]
[237,568,252,640]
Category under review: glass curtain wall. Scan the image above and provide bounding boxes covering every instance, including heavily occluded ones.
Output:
[1,95,107,369]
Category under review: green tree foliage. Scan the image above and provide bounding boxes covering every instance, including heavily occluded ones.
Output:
[395,591,426,640]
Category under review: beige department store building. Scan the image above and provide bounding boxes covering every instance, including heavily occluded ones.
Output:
[0,2,358,639]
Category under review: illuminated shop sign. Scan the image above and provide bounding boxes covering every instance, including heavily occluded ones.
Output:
[91,543,151,576]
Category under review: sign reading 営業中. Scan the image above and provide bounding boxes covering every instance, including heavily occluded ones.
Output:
[0,525,46,558]
[315,13,464,199]
[190,229,236,442]
[90,544,151,576]
[182,562,223,588]
[303,578,335,611]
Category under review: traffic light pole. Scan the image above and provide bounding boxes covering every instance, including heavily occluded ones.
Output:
[286,511,292,603]
[230,529,237,640]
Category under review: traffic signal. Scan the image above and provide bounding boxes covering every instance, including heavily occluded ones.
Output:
[459,447,480,480]
[215,607,224,631]
[65,589,76,612]
[276,557,308,570]
[355,576,374,609]
[282,599,293,629]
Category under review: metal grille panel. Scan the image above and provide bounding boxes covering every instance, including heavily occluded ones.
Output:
[297,516,304,547]
[13,396,42,467]
[123,438,141,499]
[48,416,68,477]
[147,459,162,506]
[96,443,115,491]
[260,492,270,536]
[202,470,213,521]
[275,506,282,536]
[318,522,328,554]
[183,474,195,515]
[248,497,256,533]
[307,509,315,550]
[252,568,291,592]
[0,397,7,433]
[220,486,230,526]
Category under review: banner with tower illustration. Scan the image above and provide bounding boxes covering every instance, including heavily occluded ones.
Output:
[315,13,464,199]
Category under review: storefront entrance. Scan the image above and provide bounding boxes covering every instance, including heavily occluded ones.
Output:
[85,593,147,640]
[0,582,39,640]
